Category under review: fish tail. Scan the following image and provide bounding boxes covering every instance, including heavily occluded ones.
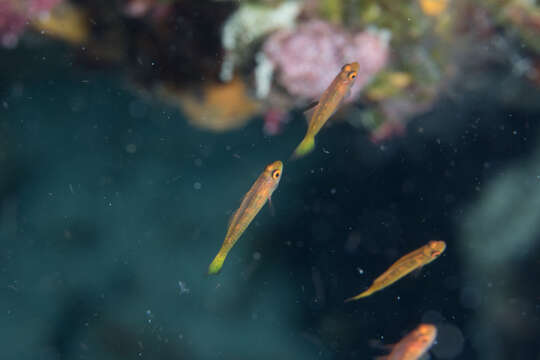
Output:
[291,136,315,159]
[208,251,228,275]
[344,289,373,302]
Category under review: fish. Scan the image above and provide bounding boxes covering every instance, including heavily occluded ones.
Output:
[345,240,446,301]
[376,323,437,360]
[207,160,283,275]
[291,62,359,159]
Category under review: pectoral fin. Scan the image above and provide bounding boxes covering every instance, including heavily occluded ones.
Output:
[302,101,320,121]
[302,100,319,113]
[268,196,275,217]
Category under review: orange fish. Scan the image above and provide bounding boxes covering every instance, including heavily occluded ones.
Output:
[376,324,437,360]
[291,62,359,159]
[345,240,446,301]
[208,161,283,274]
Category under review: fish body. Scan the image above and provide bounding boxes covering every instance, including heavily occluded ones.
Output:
[292,62,359,159]
[377,324,437,360]
[345,240,446,301]
[208,160,283,274]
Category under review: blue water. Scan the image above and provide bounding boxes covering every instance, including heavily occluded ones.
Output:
[1,42,539,360]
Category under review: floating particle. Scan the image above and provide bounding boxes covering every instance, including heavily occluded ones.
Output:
[178,281,190,294]
[126,144,137,153]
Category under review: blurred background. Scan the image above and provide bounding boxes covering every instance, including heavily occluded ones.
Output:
[1,0,540,359]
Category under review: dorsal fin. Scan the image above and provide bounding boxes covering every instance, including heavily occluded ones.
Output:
[302,100,319,113]
[227,208,238,228]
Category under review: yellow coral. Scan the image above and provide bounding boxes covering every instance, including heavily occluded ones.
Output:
[160,78,262,132]
[32,3,89,44]
[419,0,449,16]
[365,72,412,102]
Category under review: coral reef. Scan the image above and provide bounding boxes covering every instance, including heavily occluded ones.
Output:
[121,0,174,19]
[3,0,539,137]
[0,0,62,47]
[261,20,390,101]
[159,78,262,132]
[418,0,450,17]
[220,1,301,82]
[32,2,89,44]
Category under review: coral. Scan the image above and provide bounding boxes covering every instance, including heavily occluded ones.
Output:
[254,52,275,99]
[418,0,450,16]
[121,0,173,20]
[501,1,540,53]
[318,0,344,24]
[261,20,390,101]
[0,3,26,47]
[220,1,301,81]
[159,78,262,132]
[0,0,62,48]
[31,2,89,44]
[263,108,289,136]
[364,71,413,102]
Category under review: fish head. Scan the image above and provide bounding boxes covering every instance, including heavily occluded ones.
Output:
[411,324,437,351]
[425,240,446,259]
[264,160,284,189]
[339,62,360,84]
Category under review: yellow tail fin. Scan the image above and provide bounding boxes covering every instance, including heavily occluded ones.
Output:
[208,252,228,275]
[344,289,373,302]
[291,136,315,159]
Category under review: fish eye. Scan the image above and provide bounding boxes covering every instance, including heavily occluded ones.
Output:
[428,241,439,249]
[272,170,281,179]
[349,72,357,80]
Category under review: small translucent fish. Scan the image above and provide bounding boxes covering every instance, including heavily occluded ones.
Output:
[291,62,359,159]
[345,240,446,301]
[376,324,437,360]
[208,161,283,274]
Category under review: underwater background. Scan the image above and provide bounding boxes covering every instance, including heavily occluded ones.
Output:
[1,1,540,359]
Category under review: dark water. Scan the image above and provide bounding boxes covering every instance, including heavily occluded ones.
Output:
[1,43,540,360]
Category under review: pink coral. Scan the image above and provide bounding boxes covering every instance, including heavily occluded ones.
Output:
[263,20,390,101]
[122,0,173,21]
[263,108,289,136]
[0,0,62,48]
